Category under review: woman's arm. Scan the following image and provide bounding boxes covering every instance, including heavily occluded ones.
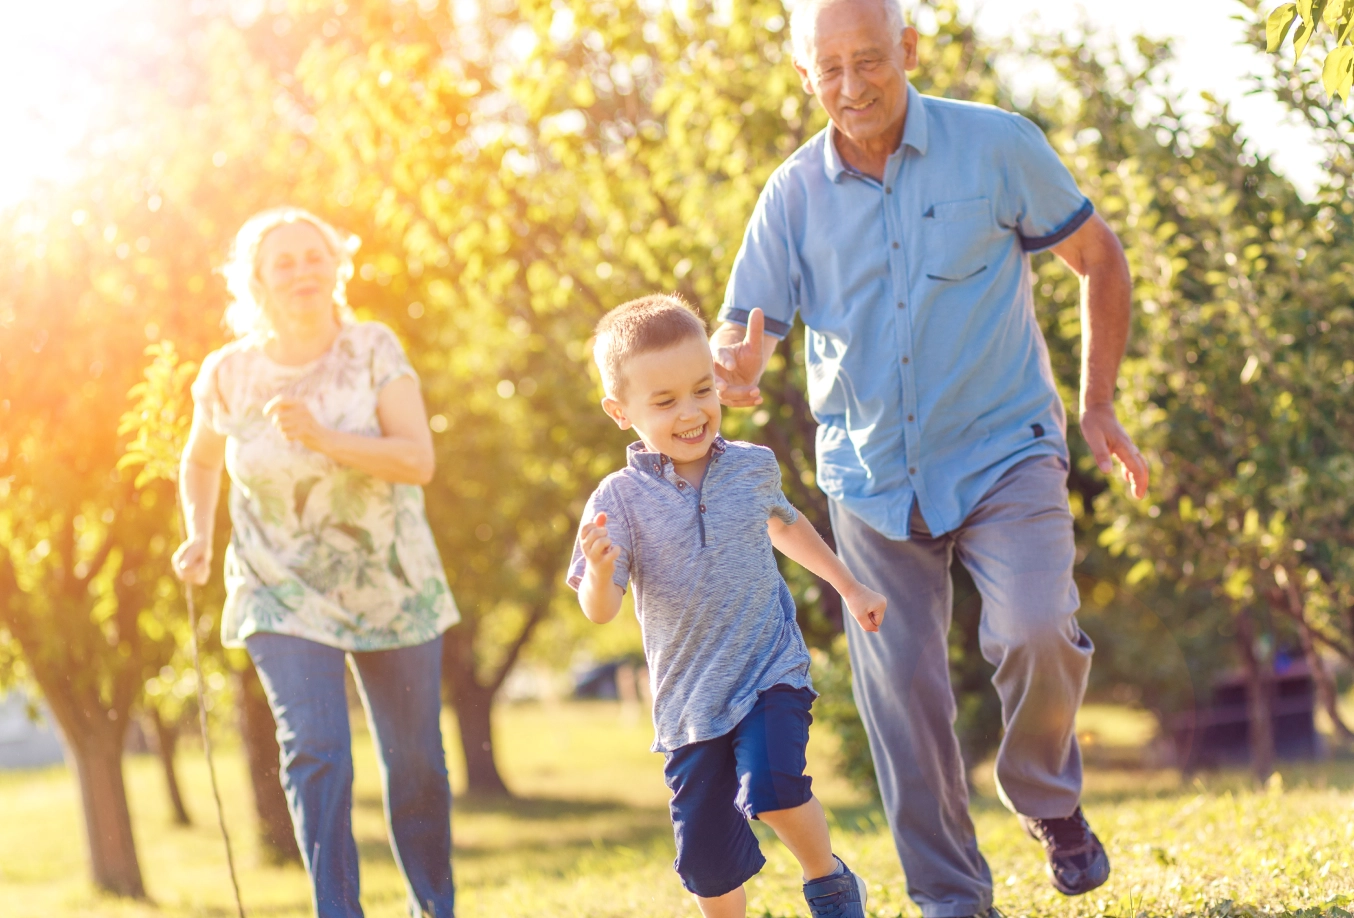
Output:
[263,374,436,485]
[173,409,227,585]
[768,511,886,632]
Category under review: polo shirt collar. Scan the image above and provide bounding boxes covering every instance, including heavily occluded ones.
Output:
[627,436,728,476]
[822,82,929,183]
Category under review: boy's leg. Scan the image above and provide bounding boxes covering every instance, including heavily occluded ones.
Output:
[729,685,832,878]
[731,685,867,917]
[664,734,765,917]
[756,796,834,879]
[829,500,994,918]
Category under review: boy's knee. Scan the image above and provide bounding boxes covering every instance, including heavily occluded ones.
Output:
[739,765,813,819]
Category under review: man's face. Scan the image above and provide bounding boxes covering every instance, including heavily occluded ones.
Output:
[794,0,918,150]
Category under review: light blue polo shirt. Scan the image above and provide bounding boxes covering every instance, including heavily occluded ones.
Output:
[567,437,814,753]
[720,83,1092,539]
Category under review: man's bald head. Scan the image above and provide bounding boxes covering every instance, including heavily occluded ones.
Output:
[789,0,907,65]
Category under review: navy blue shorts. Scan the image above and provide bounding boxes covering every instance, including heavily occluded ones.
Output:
[662,684,816,898]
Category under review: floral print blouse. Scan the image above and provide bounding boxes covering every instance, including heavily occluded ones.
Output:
[191,321,459,651]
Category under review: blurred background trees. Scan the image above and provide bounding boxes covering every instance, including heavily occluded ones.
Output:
[2,0,1352,894]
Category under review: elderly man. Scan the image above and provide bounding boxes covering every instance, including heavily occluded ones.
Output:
[711,0,1149,915]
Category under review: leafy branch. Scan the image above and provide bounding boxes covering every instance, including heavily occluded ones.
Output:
[1267,0,1354,102]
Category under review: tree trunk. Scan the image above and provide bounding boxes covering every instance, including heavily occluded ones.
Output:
[1297,619,1354,743]
[146,708,191,826]
[1235,608,1276,782]
[65,724,146,897]
[442,630,510,797]
[237,662,301,864]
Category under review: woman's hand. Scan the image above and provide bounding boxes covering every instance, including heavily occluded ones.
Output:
[173,536,212,586]
[264,396,330,452]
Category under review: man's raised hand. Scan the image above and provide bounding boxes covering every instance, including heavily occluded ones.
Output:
[712,307,768,408]
[580,512,620,569]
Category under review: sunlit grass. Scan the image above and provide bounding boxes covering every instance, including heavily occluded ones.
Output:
[0,701,1352,916]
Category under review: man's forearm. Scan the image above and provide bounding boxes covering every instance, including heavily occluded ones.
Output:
[1079,231,1133,413]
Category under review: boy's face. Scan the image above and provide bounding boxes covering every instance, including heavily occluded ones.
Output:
[603,336,722,466]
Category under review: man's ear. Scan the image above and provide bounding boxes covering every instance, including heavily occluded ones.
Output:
[792,57,816,96]
[902,25,920,71]
[601,396,632,430]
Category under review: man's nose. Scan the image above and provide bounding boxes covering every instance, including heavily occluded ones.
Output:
[841,63,867,99]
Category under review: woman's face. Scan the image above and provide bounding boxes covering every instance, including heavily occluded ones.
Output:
[255,221,340,330]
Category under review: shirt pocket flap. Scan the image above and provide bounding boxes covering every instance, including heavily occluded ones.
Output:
[924,196,994,282]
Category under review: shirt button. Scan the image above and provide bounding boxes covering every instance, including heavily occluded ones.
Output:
[896,301,905,309]
[699,504,706,513]
[902,356,910,364]
[886,186,893,194]
[892,242,899,249]
[909,466,917,474]
[907,414,915,422]
[677,481,685,488]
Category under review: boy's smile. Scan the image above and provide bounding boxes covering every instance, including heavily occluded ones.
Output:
[603,336,723,484]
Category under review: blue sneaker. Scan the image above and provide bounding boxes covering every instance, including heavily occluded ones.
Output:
[803,857,867,918]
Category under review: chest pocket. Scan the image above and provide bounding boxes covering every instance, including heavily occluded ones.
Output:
[923,197,993,283]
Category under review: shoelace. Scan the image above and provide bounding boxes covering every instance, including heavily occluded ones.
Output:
[1027,806,1094,851]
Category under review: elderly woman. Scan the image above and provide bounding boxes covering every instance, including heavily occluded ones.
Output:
[173,207,459,918]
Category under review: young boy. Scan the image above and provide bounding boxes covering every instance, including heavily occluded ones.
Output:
[568,294,888,918]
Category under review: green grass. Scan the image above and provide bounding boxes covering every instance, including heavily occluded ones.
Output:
[1,700,1352,917]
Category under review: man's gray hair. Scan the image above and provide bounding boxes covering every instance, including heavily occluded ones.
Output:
[789,0,908,65]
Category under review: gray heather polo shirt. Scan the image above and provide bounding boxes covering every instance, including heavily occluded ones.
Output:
[567,437,815,753]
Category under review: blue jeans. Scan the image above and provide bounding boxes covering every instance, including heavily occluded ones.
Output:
[246,632,455,918]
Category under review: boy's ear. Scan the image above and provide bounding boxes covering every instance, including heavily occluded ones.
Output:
[601,396,632,430]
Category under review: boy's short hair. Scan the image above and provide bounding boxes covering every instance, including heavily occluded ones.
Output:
[593,294,708,398]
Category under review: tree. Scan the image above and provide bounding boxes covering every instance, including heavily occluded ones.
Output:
[1263,0,1354,102]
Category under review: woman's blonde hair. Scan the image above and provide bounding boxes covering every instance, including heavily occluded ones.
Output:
[219,206,360,339]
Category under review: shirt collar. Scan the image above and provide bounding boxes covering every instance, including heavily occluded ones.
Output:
[822,82,929,183]
[627,436,727,477]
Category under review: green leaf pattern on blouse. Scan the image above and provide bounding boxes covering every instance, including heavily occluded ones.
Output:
[191,321,459,651]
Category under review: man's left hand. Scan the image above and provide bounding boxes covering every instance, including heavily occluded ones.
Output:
[1080,403,1148,499]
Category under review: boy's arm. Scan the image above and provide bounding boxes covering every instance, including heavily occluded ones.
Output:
[768,512,886,632]
[577,512,626,624]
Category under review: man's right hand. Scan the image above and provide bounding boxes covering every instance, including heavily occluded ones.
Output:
[712,308,768,408]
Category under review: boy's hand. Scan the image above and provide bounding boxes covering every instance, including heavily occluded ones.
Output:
[841,582,886,633]
[580,512,620,570]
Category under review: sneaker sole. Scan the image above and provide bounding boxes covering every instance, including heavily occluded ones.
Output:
[1049,849,1110,896]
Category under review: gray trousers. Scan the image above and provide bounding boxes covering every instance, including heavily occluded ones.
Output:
[830,455,1093,918]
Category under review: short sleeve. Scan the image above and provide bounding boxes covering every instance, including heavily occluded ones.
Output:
[998,114,1095,254]
[189,348,230,435]
[757,448,799,526]
[367,323,418,391]
[566,483,633,593]
[718,176,800,339]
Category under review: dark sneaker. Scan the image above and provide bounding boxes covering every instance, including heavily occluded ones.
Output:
[803,857,868,918]
[1018,806,1111,895]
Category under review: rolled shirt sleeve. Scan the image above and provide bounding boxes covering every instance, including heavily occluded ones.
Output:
[999,114,1095,253]
[718,175,800,339]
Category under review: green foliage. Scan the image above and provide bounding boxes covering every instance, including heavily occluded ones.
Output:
[118,343,198,488]
[1265,0,1354,102]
